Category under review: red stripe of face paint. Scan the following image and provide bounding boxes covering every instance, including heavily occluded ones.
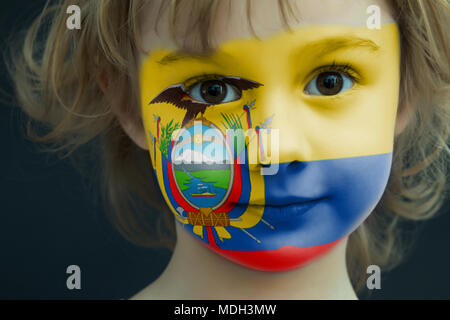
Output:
[206,226,220,249]
[197,236,343,272]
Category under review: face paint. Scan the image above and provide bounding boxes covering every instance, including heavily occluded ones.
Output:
[140,23,400,271]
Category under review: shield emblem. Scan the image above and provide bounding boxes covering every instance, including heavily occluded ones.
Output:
[170,119,234,210]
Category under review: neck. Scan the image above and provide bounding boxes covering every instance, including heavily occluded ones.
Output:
[133,223,358,300]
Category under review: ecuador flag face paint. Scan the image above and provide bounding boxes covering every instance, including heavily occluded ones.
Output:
[140,23,400,271]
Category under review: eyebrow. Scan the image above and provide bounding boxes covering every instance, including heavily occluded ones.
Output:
[156,36,380,66]
[157,50,234,66]
[298,36,380,57]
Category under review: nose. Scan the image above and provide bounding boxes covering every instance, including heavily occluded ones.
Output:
[246,85,313,169]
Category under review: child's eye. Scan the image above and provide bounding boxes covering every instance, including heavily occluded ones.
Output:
[149,76,262,126]
[188,79,241,104]
[303,63,360,96]
[304,71,355,96]
[150,75,262,108]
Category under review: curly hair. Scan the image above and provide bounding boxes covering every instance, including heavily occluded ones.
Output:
[6,0,450,293]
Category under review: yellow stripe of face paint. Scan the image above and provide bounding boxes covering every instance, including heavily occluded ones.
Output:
[153,141,184,223]
[140,23,400,163]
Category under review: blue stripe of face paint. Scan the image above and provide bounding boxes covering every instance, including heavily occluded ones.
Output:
[209,153,393,250]
[158,146,392,250]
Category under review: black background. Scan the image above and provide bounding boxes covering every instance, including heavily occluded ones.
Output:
[0,1,449,300]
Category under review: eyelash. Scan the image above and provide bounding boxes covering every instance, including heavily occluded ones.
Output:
[310,61,361,83]
[184,73,224,92]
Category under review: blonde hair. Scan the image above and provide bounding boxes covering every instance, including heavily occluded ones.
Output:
[7,0,450,292]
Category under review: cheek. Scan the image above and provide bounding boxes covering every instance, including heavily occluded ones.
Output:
[309,153,393,241]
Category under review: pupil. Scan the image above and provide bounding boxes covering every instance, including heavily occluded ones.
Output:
[209,84,221,96]
[317,72,343,95]
[201,80,226,103]
[324,75,336,88]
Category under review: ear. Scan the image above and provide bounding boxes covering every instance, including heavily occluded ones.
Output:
[394,100,409,136]
[115,109,149,150]
[97,72,149,150]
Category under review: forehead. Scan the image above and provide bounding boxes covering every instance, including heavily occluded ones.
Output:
[139,0,395,56]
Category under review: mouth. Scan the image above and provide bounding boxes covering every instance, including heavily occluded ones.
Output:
[234,197,328,222]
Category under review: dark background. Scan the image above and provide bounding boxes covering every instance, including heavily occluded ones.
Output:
[0,1,449,300]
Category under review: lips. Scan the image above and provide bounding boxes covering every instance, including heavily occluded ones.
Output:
[234,196,327,222]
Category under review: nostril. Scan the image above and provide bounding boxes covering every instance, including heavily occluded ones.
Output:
[287,160,305,171]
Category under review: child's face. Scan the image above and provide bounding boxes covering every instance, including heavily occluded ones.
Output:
[137,0,400,271]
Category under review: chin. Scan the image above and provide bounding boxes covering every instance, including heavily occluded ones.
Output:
[197,237,343,272]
